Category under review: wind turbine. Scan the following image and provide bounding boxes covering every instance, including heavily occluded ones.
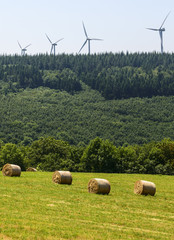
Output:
[18,41,31,56]
[45,34,63,56]
[79,22,103,54]
[146,12,171,54]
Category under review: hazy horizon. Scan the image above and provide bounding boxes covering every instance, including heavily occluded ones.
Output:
[0,0,174,55]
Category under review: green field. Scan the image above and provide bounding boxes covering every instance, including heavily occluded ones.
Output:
[0,172,173,240]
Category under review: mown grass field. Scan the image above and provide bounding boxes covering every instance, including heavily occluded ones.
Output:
[0,172,173,240]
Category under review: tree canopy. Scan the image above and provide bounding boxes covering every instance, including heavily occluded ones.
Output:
[0,137,173,175]
[1,52,174,99]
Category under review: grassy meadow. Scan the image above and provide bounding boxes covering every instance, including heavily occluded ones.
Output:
[0,172,173,240]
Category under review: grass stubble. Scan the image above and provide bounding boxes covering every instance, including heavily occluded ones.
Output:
[0,172,173,240]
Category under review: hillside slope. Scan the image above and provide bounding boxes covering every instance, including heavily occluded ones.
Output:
[0,82,174,146]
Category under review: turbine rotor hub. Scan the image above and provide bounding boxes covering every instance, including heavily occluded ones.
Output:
[161,28,165,31]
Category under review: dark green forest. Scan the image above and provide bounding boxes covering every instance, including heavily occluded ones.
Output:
[1,52,174,99]
[0,53,174,174]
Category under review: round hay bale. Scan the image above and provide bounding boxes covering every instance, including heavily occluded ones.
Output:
[2,164,21,177]
[134,180,156,196]
[26,167,37,172]
[52,171,72,185]
[88,178,111,194]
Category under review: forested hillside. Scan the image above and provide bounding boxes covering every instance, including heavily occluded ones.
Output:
[0,53,174,146]
[0,84,174,146]
[0,53,174,174]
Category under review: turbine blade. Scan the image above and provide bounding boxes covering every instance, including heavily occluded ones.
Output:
[146,28,159,31]
[160,11,171,29]
[45,34,52,44]
[55,38,64,44]
[50,45,53,54]
[18,41,22,49]
[78,39,87,53]
[82,21,88,38]
[91,38,103,41]
[24,44,31,49]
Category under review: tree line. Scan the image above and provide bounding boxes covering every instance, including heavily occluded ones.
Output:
[1,53,174,99]
[0,137,173,175]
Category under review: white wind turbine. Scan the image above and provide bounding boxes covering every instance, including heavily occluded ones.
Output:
[146,12,171,54]
[18,41,31,56]
[45,34,63,56]
[78,22,103,54]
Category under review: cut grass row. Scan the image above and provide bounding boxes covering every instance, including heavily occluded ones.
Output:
[0,172,173,240]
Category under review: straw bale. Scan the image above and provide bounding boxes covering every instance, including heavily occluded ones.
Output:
[26,167,37,172]
[88,178,111,194]
[134,180,156,196]
[2,164,21,177]
[52,171,72,185]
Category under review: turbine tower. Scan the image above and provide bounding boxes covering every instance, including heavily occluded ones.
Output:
[79,22,103,55]
[146,12,170,54]
[18,41,31,56]
[45,34,63,56]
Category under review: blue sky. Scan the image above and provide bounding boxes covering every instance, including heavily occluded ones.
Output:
[0,0,174,55]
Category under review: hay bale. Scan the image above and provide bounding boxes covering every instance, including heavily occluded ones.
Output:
[88,178,111,194]
[52,171,72,185]
[26,167,37,172]
[2,164,21,177]
[134,180,156,196]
